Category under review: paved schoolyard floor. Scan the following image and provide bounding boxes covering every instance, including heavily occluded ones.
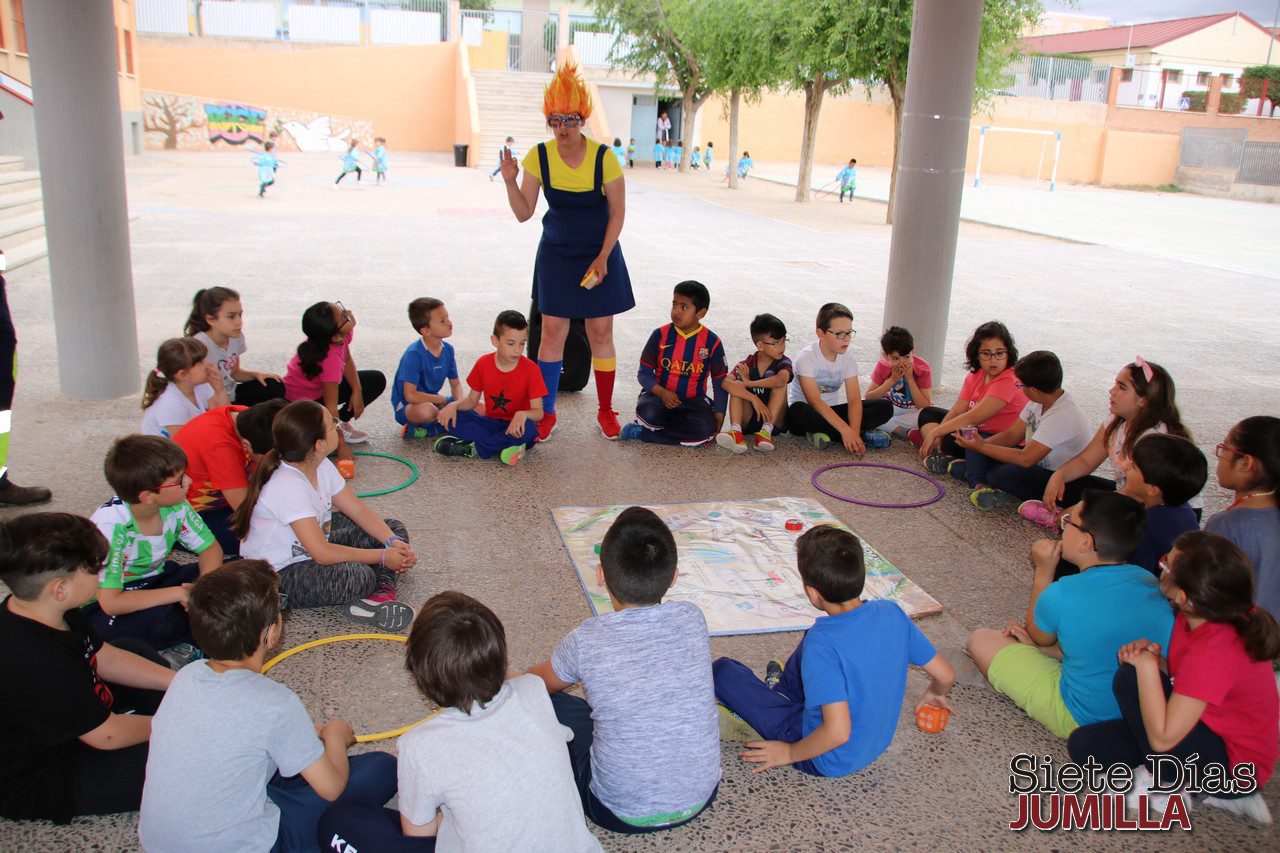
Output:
[2,152,1278,849]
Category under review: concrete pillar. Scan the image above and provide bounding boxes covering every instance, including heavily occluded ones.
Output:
[448,0,461,43]
[1206,75,1223,115]
[1107,66,1123,108]
[881,0,982,374]
[26,0,140,400]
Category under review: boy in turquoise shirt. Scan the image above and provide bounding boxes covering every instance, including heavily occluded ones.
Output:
[837,158,857,202]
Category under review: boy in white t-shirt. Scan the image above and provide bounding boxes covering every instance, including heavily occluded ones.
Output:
[786,303,893,454]
[954,350,1090,510]
[318,592,602,852]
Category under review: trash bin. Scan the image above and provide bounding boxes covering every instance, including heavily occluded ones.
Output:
[453,144,469,167]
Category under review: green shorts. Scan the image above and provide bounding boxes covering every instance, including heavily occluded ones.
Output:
[988,643,1079,739]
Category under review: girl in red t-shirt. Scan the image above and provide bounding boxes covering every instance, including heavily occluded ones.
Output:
[1067,530,1280,823]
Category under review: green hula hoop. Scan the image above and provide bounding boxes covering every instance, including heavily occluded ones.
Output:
[352,451,419,498]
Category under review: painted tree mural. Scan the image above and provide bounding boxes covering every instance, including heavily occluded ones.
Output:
[143,94,207,150]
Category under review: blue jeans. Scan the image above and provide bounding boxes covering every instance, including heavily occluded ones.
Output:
[711,642,822,776]
[317,800,437,852]
[445,409,537,457]
[268,751,397,853]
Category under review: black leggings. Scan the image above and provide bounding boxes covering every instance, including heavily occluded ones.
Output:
[917,405,973,457]
[312,370,386,422]
[1067,663,1245,799]
[786,399,892,440]
[234,376,287,406]
[336,167,362,184]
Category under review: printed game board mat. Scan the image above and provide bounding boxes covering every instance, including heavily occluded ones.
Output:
[551,496,943,636]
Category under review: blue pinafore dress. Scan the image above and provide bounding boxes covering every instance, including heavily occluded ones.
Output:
[532,141,634,319]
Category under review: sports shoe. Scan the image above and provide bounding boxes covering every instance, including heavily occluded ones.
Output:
[619,422,645,441]
[1126,766,1189,821]
[338,422,369,444]
[537,412,558,442]
[862,428,891,450]
[765,659,784,689]
[344,599,415,631]
[970,487,1015,511]
[716,703,761,742]
[500,444,526,467]
[925,452,953,476]
[753,432,776,452]
[1018,500,1062,531]
[597,409,622,440]
[402,422,441,440]
[361,582,400,605]
[1201,793,1272,823]
[433,436,476,458]
[907,428,924,449]
[159,643,206,670]
[716,429,748,454]
[808,432,832,450]
[946,458,968,481]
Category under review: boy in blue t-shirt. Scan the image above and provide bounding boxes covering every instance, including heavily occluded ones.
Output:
[967,490,1175,738]
[653,139,665,169]
[714,525,955,776]
[837,158,857,202]
[395,297,462,439]
[251,141,284,199]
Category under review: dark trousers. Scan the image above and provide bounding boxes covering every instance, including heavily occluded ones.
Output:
[335,167,362,184]
[839,186,854,201]
[0,274,15,486]
[277,513,405,609]
[446,409,537,457]
[917,406,973,457]
[711,643,822,776]
[1067,664,1244,799]
[200,505,239,557]
[234,377,287,405]
[550,692,717,833]
[962,453,1062,497]
[258,179,275,197]
[635,391,718,446]
[64,639,168,823]
[786,399,892,441]
[310,370,385,422]
[82,563,201,649]
[317,801,437,852]
[268,751,398,853]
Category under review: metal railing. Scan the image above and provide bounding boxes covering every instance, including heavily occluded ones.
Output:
[462,9,557,74]
[999,56,1109,103]
[1179,127,1280,187]
[136,0,450,45]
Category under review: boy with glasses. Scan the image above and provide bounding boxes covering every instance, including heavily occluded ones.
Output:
[717,313,792,453]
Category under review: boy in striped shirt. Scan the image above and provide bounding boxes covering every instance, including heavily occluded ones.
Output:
[620,281,727,446]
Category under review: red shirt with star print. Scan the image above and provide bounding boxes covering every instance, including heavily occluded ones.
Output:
[466,353,548,422]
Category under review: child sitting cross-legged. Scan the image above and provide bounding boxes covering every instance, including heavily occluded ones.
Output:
[434,310,545,467]
[863,325,932,440]
[620,280,728,446]
[951,350,1090,511]
[528,506,721,834]
[141,337,228,439]
[967,490,1174,739]
[1123,434,1208,577]
[0,512,174,824]
[138,559,397,852]
[713,525,955,775]
[235,400,417,629]
[716,312,792,454]
[84,436,224,657]
[317,592,602,851]
[395,297,463,440]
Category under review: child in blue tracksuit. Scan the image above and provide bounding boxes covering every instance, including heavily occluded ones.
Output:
[334,139,363,188]
[667,141,682,170]
[704,141,714,171]
[372,137,389,184]
[837,158,857,202]
[611,138,627,170]
[691,146,702,170]
[738,151,754,180]
[252,141,283,199]
[653,139,665,169]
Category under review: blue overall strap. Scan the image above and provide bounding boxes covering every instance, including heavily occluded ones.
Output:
[594,143,606,193]
[537,142,552,191]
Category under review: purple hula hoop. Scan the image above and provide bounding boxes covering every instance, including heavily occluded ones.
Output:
[811,462,945,509]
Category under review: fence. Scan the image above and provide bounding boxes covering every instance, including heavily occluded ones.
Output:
[1178,127,1280,187]
[136,0,449,45]
[462,9,557,73]
[999,56,1108,103]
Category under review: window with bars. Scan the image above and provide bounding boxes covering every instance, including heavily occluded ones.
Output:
[1196,71,1210,86]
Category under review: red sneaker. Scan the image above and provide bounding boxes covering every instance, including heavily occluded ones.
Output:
[907,428,924,449]
[537,412,558,443]
[597,409,622,440]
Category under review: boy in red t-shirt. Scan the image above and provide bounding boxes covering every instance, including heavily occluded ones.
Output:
[435,311,546,467]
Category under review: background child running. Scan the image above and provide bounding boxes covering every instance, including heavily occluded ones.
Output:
[704,140,714,171]
[139,560,397,852]
[837,158,857,202]
[627,137,636,168]
[1123,434,1207,577]
[394,297,463,439]
[528,506,721,834]
[334,139,363,188]
[84,436,223,654]
[718,313,792,454]
[611,137,627,169]
[184,287,284,407]
[491,136,515,181]
[653,139,665,169]
[1067,531,1279,824]
[234,400,416,629]
[282,300,385,459]
[372,136,389,184]
[434,310,545,468]
[1206,415,1280,618]
[952,350,1090,511]
[251,141,284,199]
[865,326,932,439]
[0,513,174,825]
[141,337,227,438]
[621,280,727,447]
[318,592,602,852]
[714,525,955,776]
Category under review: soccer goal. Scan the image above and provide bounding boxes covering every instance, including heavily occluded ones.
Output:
[973,126,1063,191]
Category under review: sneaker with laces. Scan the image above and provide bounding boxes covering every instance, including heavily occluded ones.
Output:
[537,412,558,442]
[402,422,441,440]
[862,428,891,450]
[715,429,748,454]
[1125,766,1190,821]
[433,436,476,458]
[361,582,400,605]
[344,599,415,631]
[907,428,924,449]
[619,422,645,441]
[1018,500,1062,531]
[753,432,776,452]
[947,458,968,481]
[925,452,953,476]
[338,422,369,444]
[597,409,622,440]
[807,432,831,450]
[500,444,526,467]
[159,643,206,670]
[970,487,1015,511]
[765,659,784,689]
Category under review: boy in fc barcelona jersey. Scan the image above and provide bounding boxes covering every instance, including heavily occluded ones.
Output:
[621,281,728,446]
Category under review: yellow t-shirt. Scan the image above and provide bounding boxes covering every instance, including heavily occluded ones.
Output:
[522,138,623,194]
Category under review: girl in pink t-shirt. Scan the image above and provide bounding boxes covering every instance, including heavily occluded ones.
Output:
[1067,530,1279,823]
[917,321,1027,476]
[283,301,386,469]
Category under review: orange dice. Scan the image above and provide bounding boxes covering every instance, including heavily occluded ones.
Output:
[916,704,949,733]
[336,459,356,480]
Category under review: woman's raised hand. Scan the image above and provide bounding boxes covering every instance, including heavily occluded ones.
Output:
[499,148,519,183]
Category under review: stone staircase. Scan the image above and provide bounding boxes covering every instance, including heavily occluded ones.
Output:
[0,155,46,271]
[471,70,555,170]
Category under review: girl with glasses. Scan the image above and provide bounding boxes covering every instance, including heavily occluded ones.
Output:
[1206,416,1280,619]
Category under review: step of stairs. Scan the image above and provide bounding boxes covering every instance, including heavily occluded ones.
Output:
[0,156,25,173]
[0,211,44,246]
[0,189,43,217]
[471,70,562,168]
[0,156,46,271]
[0,170,40,196]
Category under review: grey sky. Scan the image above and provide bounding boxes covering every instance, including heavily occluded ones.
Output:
[1047,1,1280,26]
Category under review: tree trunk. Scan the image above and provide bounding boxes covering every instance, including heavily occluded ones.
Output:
[795,76,825,202]
[886,76,904,225]
[679,89,696,172]
[727,87,741,189]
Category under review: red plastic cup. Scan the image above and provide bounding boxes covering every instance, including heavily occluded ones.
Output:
[916,704,950,733]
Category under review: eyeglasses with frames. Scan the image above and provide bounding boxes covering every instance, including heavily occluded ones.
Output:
[1157,554,1171,575]
[156,478,186,491]
[1215,443,1246,460]
[1059,512,1088,534]
[334,301,353,327]
[761,337,789,346]
[823,329,855,341]
[978,349,1008,361]
[546,114,583,128]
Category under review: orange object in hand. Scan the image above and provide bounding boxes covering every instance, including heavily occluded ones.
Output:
[915,704,949,733]
[336,459,356,480]
[580,269,600,289]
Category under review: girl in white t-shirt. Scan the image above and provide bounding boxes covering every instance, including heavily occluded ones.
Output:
[233,400,417,629]
[184,287,285,406]
[140,337,227,438]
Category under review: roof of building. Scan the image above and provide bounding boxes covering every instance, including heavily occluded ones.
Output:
[1020,11,1275,55]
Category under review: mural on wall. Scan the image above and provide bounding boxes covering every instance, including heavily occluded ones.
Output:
[143,90,373,152]
[204,102,268,146]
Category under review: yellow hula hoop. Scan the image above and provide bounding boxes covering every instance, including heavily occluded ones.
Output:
[262,633,442,743]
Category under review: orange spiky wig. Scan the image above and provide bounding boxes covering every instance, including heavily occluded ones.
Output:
[542,62,593,119]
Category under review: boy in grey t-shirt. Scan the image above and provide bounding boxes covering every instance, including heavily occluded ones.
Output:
[529,507,721,834]
[139,561,396,853]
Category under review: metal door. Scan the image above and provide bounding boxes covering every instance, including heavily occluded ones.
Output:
[631,95,658,158]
